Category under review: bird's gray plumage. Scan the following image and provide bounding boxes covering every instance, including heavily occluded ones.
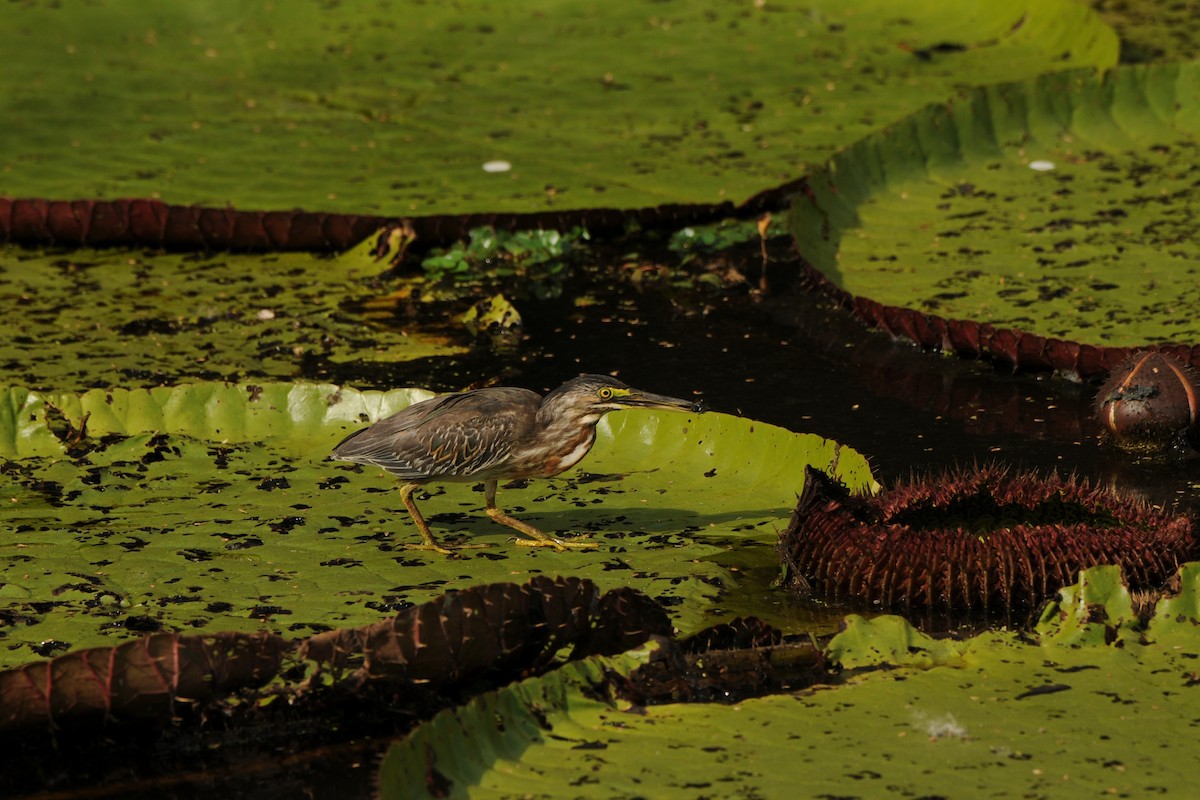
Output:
[330,387,540,482]
[328,374,703,553]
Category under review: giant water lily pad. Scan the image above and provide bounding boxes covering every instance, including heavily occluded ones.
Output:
[0,1,1115,217]
[1093,0,1200,63]
[0,382,875,667]
[0,238,465,391]
[378,564,1200,798]
[790,62,1200,378]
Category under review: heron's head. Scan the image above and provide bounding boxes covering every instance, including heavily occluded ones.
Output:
[541,374,704,420]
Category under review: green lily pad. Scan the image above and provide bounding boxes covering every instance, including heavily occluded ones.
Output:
[0,1,1115,216]
[790,62,1200,375]
[376,648,653,800]
[1093,0,1200,63]
[0,239,465,391]
[1150,562,1200,636]
[446,643,1190,798]
[378,565,1200,799]
[1035,563,1138,646]
[823,613,965,670]
[0,381,875,667]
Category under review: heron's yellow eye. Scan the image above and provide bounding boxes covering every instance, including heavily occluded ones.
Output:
[597,387,615,400]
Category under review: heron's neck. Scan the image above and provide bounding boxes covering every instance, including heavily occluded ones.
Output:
[524,405,606,477]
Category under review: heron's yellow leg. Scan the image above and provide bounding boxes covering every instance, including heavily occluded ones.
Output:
[400,483,490,555]
[484,480,598,551]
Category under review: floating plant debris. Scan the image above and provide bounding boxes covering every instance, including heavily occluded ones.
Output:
[777,465,1195,616]
[1096,351,1200,451]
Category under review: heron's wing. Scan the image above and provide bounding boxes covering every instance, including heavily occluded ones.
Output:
[330,387,538,481]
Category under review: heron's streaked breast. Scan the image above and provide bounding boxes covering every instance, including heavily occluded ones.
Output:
[529,411,602,477]
[549,432,595,474]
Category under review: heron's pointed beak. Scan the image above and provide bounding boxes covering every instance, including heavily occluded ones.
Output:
[619,389,706,414]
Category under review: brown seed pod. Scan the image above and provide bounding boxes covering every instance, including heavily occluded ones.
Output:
[777,465,1194,616]
[1096,351,1200,449]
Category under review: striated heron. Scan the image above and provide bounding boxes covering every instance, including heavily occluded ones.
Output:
[330,374,703,554]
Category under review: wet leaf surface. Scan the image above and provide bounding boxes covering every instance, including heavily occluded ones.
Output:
[0,1,1115,216]
[791,63,1200,376]
[0,3,1193,797]
[0,577,666,735]
[377,565,1200,799]
[1093,0,1200,63]
[0,239,465,392]
[0,577,677,798]
[0,382,875,668]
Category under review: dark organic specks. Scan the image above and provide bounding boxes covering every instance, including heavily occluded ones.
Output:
[1015,684,1071,700]
[318,475,350,489]
[223,536,263,550]
[270,516,307,534]
[30,640,72,658]
[249,605,292,619]
[157,595,202,606]
[121,615,161,633]
[209,446,232,469]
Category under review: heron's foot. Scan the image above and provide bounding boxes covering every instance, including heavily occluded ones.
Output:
[402,540,492,557]
[485,506,598,551]
[513,535,599,551]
